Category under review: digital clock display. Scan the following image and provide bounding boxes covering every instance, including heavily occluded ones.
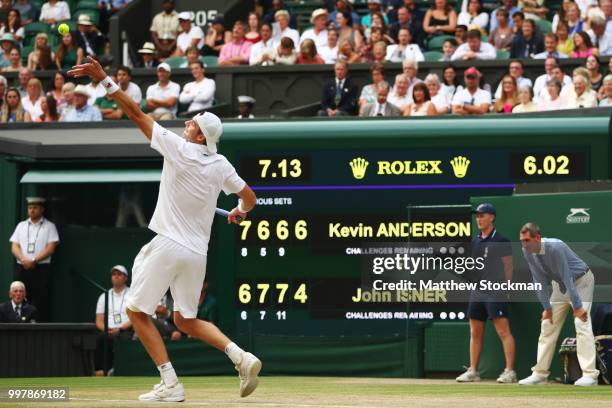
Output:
[240,156,312,183]
[509,152,586,179]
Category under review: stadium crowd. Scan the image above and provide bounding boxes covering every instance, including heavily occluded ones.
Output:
[0,0,611,122]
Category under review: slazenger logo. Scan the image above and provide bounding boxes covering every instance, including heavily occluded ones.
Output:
[566,208,590,224]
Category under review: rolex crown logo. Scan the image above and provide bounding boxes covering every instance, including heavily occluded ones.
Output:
[350,157,369,179]
[450,156,470,178]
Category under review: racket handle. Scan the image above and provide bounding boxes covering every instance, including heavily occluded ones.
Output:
[215,208,242,222]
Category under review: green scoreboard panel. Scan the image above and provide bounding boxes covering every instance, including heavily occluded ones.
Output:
[215,117,611,336]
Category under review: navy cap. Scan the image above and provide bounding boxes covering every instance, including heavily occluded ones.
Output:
[472,203,496,214]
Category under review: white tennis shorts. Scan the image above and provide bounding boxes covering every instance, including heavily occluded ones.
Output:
[127,235,206,318]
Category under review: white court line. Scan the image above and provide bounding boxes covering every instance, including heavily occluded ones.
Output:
[71,397,357,408]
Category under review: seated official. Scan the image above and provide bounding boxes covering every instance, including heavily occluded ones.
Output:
[317,60,358,117]
[0,281,37,323]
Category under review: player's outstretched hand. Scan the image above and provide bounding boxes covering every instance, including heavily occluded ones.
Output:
[227,207,247,225]
[67,56,106,82]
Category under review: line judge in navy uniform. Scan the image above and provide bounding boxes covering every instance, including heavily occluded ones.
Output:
[0,281,37,323]
[456,203,517,383]
[9,197,59,322]
[317,60,359,117]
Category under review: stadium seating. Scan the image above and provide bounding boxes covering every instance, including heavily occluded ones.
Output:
[424,50,443,61]
[496,49,510,59]
[202,56,218,68]
[427,35,455,51]
[536,19,553,35]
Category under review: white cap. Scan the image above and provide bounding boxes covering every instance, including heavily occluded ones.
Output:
[178,11,192,21]
[26,196,46,204]
[311,8,329,23]
[111,265,128,276]
[157,62,171,73]
[193,112,222,154]
[73,84,90,97]
[238,95,255,104]
[10,281,25,291]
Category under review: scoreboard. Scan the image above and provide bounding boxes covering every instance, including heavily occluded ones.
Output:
[213,117,610,336]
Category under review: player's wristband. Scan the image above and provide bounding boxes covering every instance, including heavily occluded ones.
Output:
[237,200,248,213]
[101,76,120,95]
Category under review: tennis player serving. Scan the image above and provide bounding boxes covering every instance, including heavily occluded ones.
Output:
[68,57,260,402]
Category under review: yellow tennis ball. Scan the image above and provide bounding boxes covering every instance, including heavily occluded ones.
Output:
[58,23,70,36]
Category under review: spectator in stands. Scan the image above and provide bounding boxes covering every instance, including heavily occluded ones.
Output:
[513,85,538,112]
[489,9,515,51]
[62,85,102,121]
[362,0,389,28]
[196,281,219,325]
[2,47,22,72]
[455,24,468,45]
[538,78,565,109]
[601,0,612,32]
[0,0,9,22]
[202,15,225,57]
[397,0,425,26]
[55,32,84,70]
[152,292,181,341]
[451,29,496,60]
[403,82,436,116]
[371,40,387,63]
[150,0,179,58]
[452,67,491,115]
[587,14,612,56]
[402,57,423,96]
[386,27,424,62]
[388,73,412,111]
[178,61,215,113]
[94,265,133,376]
[441,38,457,61]
[360,80,400,116]
[389,5,424,46]
[1,87,30,122]
[0,281,37,323]
[511,11,525,34]
[13,0,36,26]
[520,0,549,20]
[319,28,338,64]
[425,73,451,114]
[511,19,544,58]
[95,74,124,120]
[566,72,598,107]
[441,66,459,98]
[599,74,612,106]
[318,60,358,116]
[98,0,132,33]
[74,14,105,60]
[46,71,64,106]
[493,75,518,113]
[137,42,158,68]
[565,2,584,35]
[116,65,141,103]
[249,22,277,65]
[329,0,361,30]
[495,60,533,99]
[177,46,200,68]
[27,33,53,71]
[458,0,489,33]
[490,0,520,33]
[34,95,60,122]
[145,62,179,120]
[296,39,325,64]
[219,21,252,65]
[423,0,457,37]
[365,12,394,44]
[9,197,58,321]
[85,77,105,105]
[273,10,299,46]
[360,62,386,107]
[270,36,296,64]
[237,95,255,119]
[0,74,6,98]
[39,0,70,25]
[555,20,574,55]
[337,38,361,63]
[245,12,261,44]
[359,26,383,62]
[59,82,75,116]
[586,54,603,91]
[301,9,329,50]
[263,0,297,28]
[17,67,32,98]
[0,33,15,68]
[534,33,568,58]
[171,12,204,58]
[21,77,43,118]
[533,57,570,102]
[0,8,24,43]
[336,10,363,49]
[571,31,597,57]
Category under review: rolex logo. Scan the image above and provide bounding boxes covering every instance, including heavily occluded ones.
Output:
[350,157,369,179]
[450,156,470,178]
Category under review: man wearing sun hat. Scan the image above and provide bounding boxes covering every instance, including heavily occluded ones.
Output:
[138,42,159,68]
[74,14,105,59]
[9,197,59,322]
[451,66,492,115]
[68,56,260,402]
[299,8,329,49]
[173,11,204,57]
[62,84,102,121]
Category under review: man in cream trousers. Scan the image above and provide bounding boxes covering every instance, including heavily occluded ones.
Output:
[519,222,598,386]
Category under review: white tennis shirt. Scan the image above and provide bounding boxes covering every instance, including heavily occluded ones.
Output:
[148,123,245,255]
[9,217,59,264]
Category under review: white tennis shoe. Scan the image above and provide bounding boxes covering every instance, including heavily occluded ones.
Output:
[574,376,597,386]
[237,352,262,397]
[518,373,548,385]
[456,367,480,382]
[497,369,517,383]
[138,381,185,402]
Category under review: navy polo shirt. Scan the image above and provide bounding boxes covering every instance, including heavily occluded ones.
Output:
[471,229,512,283]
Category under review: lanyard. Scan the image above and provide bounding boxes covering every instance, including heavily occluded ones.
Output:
[27,220,43,245]
[110,288,127,315]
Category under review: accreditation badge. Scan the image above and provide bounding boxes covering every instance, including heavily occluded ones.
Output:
[27,243,35,254]
[113,314,122,325]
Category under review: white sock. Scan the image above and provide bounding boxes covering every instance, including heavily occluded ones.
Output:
[157,362,178,387]
[225,342,245,365]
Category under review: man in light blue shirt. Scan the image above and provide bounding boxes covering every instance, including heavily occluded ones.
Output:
[489,0,521,33]
[62,85,102,122]
[518,222,598,387]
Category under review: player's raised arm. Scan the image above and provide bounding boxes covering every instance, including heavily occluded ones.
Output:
[68,57,154,140]
[227,185,256,224]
